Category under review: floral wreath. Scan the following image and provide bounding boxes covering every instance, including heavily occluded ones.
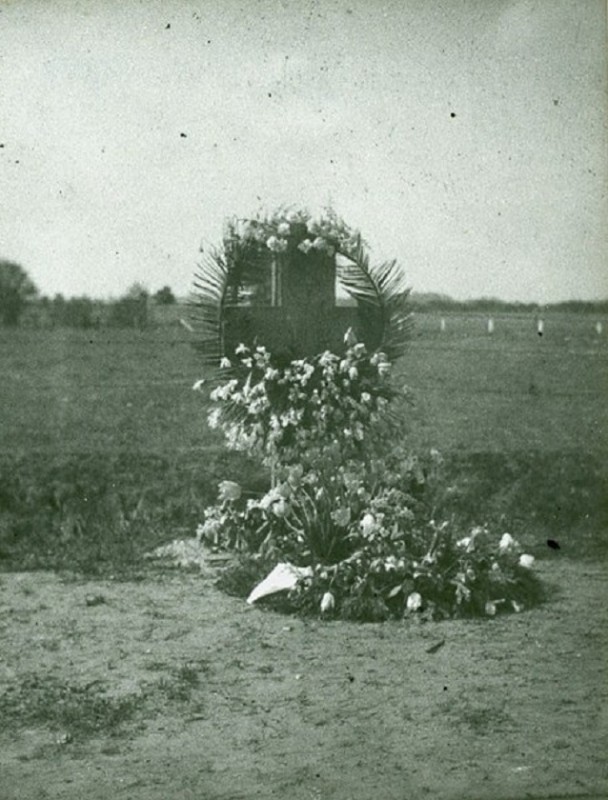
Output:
[191,206,412,366]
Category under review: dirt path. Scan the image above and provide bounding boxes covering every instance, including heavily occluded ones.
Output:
[0,559,606,800]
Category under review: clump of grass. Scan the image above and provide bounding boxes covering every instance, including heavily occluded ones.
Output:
[157,662,205,702]
[0,676,141,739]
[0,661,212,741]
[0,450,266,575]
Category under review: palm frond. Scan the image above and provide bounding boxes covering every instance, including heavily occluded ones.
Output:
[337,239,413,362]
[336,234,384,308]
[189,246,230,365]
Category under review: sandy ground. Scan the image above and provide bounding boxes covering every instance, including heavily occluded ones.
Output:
[0,558,606,800]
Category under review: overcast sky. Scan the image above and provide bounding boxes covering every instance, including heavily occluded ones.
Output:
[1,0,606,302]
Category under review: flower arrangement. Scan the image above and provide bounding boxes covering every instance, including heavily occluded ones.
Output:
[224,207,362,260]
[192,207,544,621]
[199,456,543,621]
[202,335,395,467]
[196,338,543,621]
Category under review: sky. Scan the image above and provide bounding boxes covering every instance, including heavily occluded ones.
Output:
[0,0,606,303]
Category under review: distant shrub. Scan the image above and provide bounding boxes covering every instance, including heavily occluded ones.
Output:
[108,295,148,328]
[153,286,176,305]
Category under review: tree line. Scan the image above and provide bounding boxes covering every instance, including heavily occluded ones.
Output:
[0,261,177,328]
[2,260,607,329]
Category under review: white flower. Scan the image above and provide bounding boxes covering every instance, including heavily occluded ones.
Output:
[348,366,358,381]
[353,343,366,358]
[511,600,524,613]
[456,536,472,550]
[277,222,290,236]
[320,591,335,613]
[207,408,221,428]
[377,361,391,377]
[192,379,205,391]
[406,592,422,612]
[499,533,516,553]
[235,343,249,355]
[360,513,375,536]
[297,238,313,253]
[266,235,283,252]
[343,327,358,347]
[331,507,351,527]
[272,498,288,517]
[485,601,497,616]
[311,236,326,250]
[218,480,242,502]
[219,357,232,369]
[360,392,371,404]
[518,554,535,569]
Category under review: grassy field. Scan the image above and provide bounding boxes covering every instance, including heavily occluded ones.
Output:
[1,312,607,800]
[0,311,607,572]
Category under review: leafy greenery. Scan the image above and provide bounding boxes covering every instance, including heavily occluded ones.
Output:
[0,260,38,326]
[200,335,546,621]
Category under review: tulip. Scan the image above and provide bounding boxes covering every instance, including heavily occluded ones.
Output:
[406,592,422,612]
[320,591,335,614]
[511,600,524,613]
[485,601,497,616]
[499,533,516,553]
[297,238,313,253]
[360,513,375,536]
[272,498,288,517]
[343,327,358,347]
[519,554,535,569]
[277,222,290,235]
[192,379,205,392]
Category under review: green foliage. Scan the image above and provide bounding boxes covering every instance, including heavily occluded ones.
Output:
[0,453,229,574]
[0,260,38,326]
[0,675,140,738]
[153,285,177,305]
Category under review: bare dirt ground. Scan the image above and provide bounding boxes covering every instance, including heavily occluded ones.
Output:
[1,558,606,800]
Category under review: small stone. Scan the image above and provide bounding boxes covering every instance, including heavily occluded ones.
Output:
[85,594,106,607]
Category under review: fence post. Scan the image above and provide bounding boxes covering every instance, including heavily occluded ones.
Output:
[440,317,446,333]
[487,318,494,334]
[596,321,603,336]
[537,319,544,336]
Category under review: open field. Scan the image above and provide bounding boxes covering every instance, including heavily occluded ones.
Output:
[0,312,607,798]
[1,311,606,569]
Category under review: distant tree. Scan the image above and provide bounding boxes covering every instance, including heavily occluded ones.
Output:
[109,284,149,328]
[153,285,176,305]
[0,260,38,326]
[125,282,149,299]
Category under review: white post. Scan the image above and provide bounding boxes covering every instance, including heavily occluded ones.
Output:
[596,321,603,336]
[487,318,494,334]
[440,317,446,333]
[537,319,544,336]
